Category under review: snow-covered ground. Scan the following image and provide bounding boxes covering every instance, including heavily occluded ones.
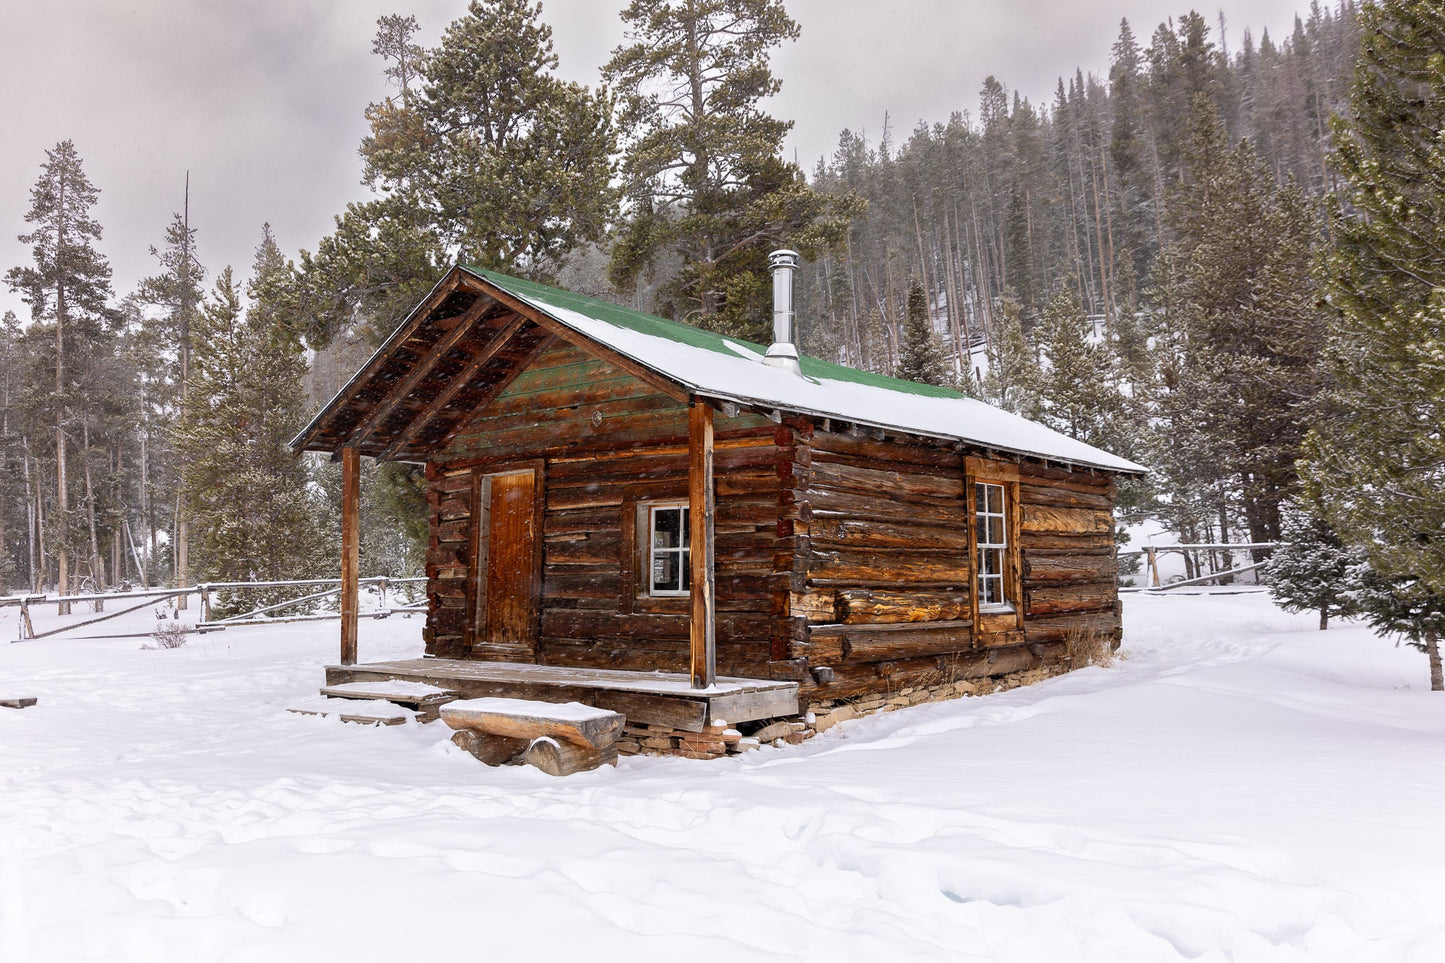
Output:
[2,595,1443,962]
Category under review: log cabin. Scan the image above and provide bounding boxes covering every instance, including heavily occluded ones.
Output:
[294,253,1146,753]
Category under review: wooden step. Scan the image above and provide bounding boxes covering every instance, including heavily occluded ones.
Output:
[319,680,456,722]
[1,697,38,710]
[289,696,416,726]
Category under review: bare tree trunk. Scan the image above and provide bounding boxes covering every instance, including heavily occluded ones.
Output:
[1427,630,1442,692]
[82,416,103,586]
[1319,605,1329,631]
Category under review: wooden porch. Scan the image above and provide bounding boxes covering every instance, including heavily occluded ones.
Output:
[324,659,799,733]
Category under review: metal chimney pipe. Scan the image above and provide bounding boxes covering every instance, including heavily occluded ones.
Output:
[763,249,801,374]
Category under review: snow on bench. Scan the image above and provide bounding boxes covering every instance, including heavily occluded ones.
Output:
[441,697,625,775]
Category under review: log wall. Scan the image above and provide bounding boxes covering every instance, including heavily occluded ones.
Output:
[424,338,780,676]
[790,429,1123,704]
[418,334,1124,707]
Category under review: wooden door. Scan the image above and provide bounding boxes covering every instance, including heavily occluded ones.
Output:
[473,468,539,658]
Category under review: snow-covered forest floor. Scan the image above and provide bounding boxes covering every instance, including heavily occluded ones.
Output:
[2,594,1443,962]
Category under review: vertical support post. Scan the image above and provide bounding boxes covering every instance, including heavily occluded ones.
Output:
[1147,547,1160,588]
[340,447,361,666]
[688,400,716,689]
[199,585,211,623]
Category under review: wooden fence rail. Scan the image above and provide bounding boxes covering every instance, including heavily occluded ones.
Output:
[1119,542,1285,593]
[8,576,426,641]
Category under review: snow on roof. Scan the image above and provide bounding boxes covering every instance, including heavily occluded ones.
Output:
[467,267,1147,474]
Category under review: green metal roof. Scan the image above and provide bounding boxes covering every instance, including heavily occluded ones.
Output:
[464,267,964,401]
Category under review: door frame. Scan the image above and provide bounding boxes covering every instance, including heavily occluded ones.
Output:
[467,460,545,656]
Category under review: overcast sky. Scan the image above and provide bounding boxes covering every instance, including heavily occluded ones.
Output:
[0,0,1311,321]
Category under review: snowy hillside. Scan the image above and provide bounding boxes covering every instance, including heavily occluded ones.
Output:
[2,595,1443,961]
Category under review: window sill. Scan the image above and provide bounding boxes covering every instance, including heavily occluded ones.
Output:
[978,603,1015,615]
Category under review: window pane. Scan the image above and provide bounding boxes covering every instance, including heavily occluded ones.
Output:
[988,517,1004,545]
[653,508,680,549]
[652,553,676,592]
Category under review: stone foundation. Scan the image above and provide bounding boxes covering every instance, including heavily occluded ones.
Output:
[619,660,1077,758]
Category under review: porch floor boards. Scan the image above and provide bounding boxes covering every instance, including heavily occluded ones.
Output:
[324,659,799,733]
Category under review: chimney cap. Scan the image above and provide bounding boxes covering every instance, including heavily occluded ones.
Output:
[769,249,800,269]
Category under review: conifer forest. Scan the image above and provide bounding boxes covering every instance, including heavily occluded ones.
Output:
[2,0,1442,667]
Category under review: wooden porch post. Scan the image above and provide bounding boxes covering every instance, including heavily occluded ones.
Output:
[340,447,361,666]
[688,400,716,688]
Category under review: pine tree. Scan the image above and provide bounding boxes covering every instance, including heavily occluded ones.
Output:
[895,276,949,386]
[604,0,860,341]
[1350,566,1445,691]
[176,232,322,611]
[980,292,1038,416]
[1032,287,1129,451]
[1305,0,1445,600]
[138,207,205,591]
[1152,99,1325,545]
[4,141,115,603]
[300,1,616,348]
[1268,501,1364,629]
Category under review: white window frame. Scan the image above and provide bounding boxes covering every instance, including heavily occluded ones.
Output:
[647,502,691,597]
[975,481,1012,611]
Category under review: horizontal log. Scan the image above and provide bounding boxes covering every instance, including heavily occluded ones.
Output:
[1022,555,1119,583]
[1024,580,1118,616]
[1017,482,1113,511]
[1022,611,1122,645]
[540,610,771,642]
[809,517,970,553]
[809,487,971,525]
[835,588,970,624]
[809,430,963,470]
[1021,504,1114,535]
[1019,531,1117,554]
[810,460,965,500]
[810,550,968,585]
[800,644,1039,701]
[790,590,837,622]
[1019,462,1114,491]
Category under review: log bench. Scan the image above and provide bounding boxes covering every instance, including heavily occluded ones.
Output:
[441,697,625,776]
[1,697,38,710]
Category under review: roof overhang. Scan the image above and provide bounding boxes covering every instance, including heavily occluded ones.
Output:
[293,265,1147,476]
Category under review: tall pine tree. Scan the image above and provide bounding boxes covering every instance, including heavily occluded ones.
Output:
[1306,0,1445,602]
[176,232,321,610]
[604,0,859,340]
[4,141,115,603]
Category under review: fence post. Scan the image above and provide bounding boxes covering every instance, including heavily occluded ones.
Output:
[378,577,388,613]
[200,585,211,623]
[18,598,33,640]
[1147,547,1160,588]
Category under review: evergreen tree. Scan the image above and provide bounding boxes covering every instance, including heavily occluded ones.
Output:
[604,0,859,340]
[1151,100,1325,545]
[1032,287,1128,451]
[138,207,205,590]
[1350,565,1445,691]
[176,233,322,611]
[4,141,115,602]
[300,1,616,348]
[1306,0,1445,599]
[895,275,949,386]
[1268,501,1363,629]
[980,292,1038,416]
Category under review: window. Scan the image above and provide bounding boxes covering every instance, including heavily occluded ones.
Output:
[975,481,1009,608]
[648,504,691,596]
